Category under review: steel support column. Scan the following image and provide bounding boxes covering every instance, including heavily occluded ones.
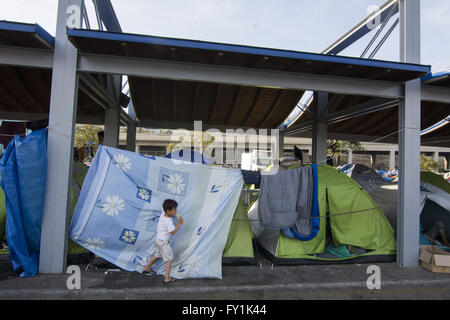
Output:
[397,0,421,267]
[39,0,83,273]
[126,121,137,152]
[433,152,439,163]
[278,133,285,160]
[103,75,121,147]
[104,106,120,147]
[369,152,376,169]
[389,147,396,171]
[312,92,328,164]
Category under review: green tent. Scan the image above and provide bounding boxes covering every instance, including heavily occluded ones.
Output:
[222,199,258,265]
[421,171,450,194]
[66,160,93,262]
[250,164,397,265]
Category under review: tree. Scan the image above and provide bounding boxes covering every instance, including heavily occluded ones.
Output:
[74,124,103,148]
[327,140,364,157]
[420,154,440,172]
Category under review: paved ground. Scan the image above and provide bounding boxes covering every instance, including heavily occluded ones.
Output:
[1,254,450,300]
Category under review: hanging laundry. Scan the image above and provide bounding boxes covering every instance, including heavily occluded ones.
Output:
[70,146,243,279]
[290,164,320,241]
[258,164,320,241]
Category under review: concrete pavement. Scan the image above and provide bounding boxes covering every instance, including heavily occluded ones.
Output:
[1,254,450,300]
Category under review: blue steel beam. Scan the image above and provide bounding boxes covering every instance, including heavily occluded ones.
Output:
[324,0,399,55]
[280,0,399,130]
[93,0,122,32]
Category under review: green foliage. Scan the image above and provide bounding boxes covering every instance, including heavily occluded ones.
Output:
[74,124,103,148]
[327,140,364,156]
[420,154,440,172]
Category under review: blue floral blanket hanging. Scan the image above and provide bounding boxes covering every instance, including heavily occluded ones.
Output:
[69,146,243,279]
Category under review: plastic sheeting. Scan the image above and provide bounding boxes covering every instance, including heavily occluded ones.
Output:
[339,163,387,193]
[0,129,47,277]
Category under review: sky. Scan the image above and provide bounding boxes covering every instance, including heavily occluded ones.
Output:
[0,0,449,72]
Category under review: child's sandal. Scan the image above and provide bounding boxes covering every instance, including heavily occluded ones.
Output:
[162,278,176,284]
[143,269,156,275]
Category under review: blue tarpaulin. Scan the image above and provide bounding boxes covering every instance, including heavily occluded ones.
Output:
[0,128,47,277]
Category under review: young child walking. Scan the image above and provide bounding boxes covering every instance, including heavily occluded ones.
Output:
[143,199,183,283]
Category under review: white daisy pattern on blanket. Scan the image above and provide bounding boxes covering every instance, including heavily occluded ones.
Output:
[69,145,244,279]
[113,154,132,172]
[167,174,185,195]
[119,228,139,245]
[158,167,189,196]
[136,187,152,202]
[102,195,125,216]
[84,237,105,250]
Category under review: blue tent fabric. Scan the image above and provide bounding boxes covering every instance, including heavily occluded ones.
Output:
[281,227,295,239]
[241,170,261,188]
[164,149,213,164]
[419,223,431,245]
[70,146,243,279]
[290,164,320,241]
[0,129,47,277]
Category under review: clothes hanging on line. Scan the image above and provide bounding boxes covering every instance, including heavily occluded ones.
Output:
[258,164,320,241]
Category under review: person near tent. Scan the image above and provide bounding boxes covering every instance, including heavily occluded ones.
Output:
[422,221,450,247]
[326,156,334,166]
[143,199,184,283]
[97,131,104,145]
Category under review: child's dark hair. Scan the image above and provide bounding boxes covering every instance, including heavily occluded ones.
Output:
[163,199,178,212]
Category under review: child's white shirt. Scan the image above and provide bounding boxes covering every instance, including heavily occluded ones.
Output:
[156,214,175,241]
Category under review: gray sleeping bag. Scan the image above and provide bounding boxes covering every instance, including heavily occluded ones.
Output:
[258,166,313,232]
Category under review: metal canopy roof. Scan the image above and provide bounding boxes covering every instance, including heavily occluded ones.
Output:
[420,72,450,145]
[67,29,429,81]
[67,28,430,129]
[284,82,450,147]
[0,22,107,124]
[0,64,107,124]
[423,71,450,88]
[128,77,303,129]
[0,21,54,49]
